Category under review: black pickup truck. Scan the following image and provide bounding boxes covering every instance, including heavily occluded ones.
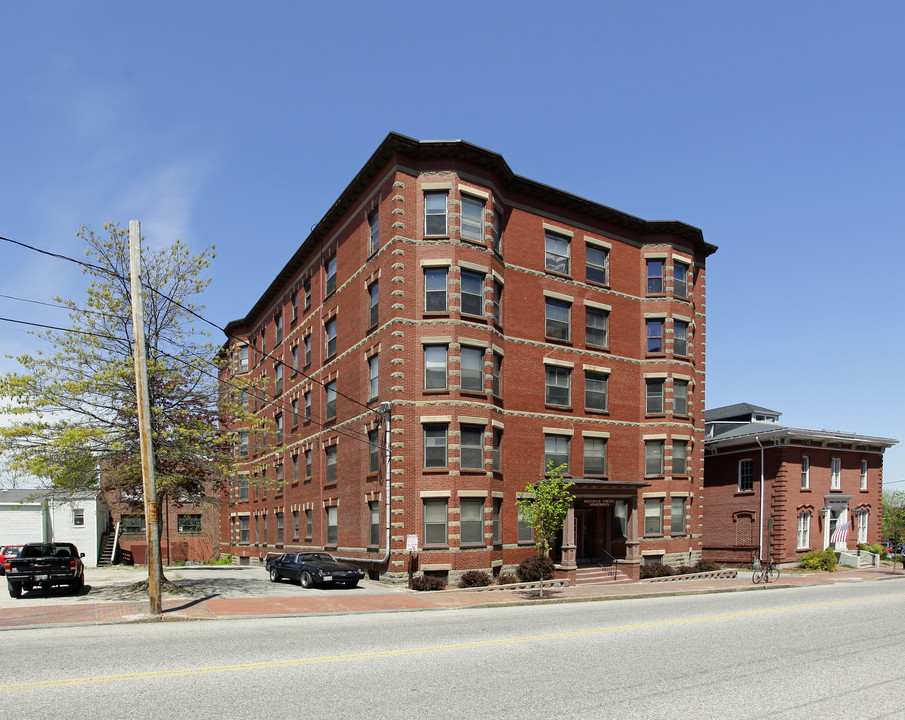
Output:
[4,542,86,598]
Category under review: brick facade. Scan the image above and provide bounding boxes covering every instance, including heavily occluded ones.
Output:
[219,133,716,583]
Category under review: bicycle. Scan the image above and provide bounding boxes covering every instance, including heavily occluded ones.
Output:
[751,557,780,584]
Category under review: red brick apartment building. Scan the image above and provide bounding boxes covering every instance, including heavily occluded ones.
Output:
[703,403,898,566]
[219,133,716,583]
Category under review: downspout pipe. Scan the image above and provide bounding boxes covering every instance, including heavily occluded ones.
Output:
[756,435,765,560]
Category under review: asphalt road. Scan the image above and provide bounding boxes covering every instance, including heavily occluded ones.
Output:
[2,579,903,719]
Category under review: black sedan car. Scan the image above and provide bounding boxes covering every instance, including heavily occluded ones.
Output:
[268,552,366,588]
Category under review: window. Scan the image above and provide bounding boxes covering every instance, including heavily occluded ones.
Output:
[646,379,665,415]
[673,380,689,416]
[304,335,311,366]
[460,270,484,316]
[276,512,284,544]
[325,256,337,296]
[292,454,299,484]
[368,355,379,400]
[424,268,448,312]
[647,259,664,294]
[586,307,608,349]
[424,499,448,546]
[291,398,299,427]
[491,352,502,397]
[369,501,380,546]
[305,509,312,539]
[797,510,811,549]
[545,434,570,472]
[585,371,608,412]
[460,425,484,470]
[238,344,249,373]
[238,431,249,457]
[293,510,300,540]
[368,282,379,328]
[674,262,689,299]
[670,498,686,535]
[857,510,868,544]
[586,245,609,285]
[738,459,754,491]
[492,428,502,471]
[584,436,607,476]
[801,455,810,489]
[646,319,664,353]
[305,449,312,478]
[424,424,448,468]
[325,445,337,484]
[673,440,688,476]
[304,391,311,422]
[275,364,283,395]
[460,195,484,242]
[460,347,484,392]
[292,292,298,321]
[861,460,868,490]
[72,508,85,527]
[545,365,571,407]
[424,191,448,235]
[460,498,485,545]
[304,278,311,309]
[325,381,337,421]
[291,345,299,374]
[325,318,337,358]
[492,279,502,325]
[545,298,571,341]
[644,498,663,536]
[239,478,249,500]
[517,505,534,543]
[645,440,664,476]
[240,516,250,543]
[545,232,570,275]
[492,211,502,254]
[368,210,379,255]
[275,413,283,444]
[275,315,283,344]
[492,498,502,544]
[368,429,380,474]
[325,506,338,545]
[831,457,841,490]
[122,515,146,534]
[673,321,689,357]
[424,345,448,390]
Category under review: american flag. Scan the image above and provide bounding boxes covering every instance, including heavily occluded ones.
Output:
[830,521,850,543]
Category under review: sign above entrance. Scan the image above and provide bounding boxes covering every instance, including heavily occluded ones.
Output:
[579,499,615,508]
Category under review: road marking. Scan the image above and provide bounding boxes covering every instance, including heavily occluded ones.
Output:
[3,591,902,692]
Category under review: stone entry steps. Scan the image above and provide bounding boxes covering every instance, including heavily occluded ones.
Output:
[573,564,633,585]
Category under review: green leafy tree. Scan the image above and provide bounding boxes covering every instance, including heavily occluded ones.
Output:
[0,223,255,570]
[516,461,574,595]
[882,489,905,545]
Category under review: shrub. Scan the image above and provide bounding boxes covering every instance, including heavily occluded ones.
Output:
[496,572,517,586]
[677,565,696,575]
[410,575,447,591]
[458,570,492,588]
[516,555,554,583]
[798,549,838,572]
[860,543,885,558]
[693,560,721,573]
[640,563,676,579]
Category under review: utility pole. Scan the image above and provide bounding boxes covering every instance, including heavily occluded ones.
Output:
[129,220,163,616]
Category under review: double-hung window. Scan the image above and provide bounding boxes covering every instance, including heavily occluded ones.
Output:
[304,334,311,366]
[860,459,868,490]
[831,458,841,489]
[583,436,607,476]
[492,279,502,325]
[545,298,571,341]
[368,210,379,255]
[368,429,380,474]
[424,268,448,312]
[325,380,337,421]
[325,255,337,296]
[275,315,283,344]
[545,365,571,407]
[673,321,689,357]
[674,262,689,299]
[424,345,448,390]
[460,425,484,470]
[325,318,337,358]
[670,498,686,535]
[238,345,249,373]
[673,380,689,416]
[644,498,663,536]
[801,455,810,489]
[673,440,688,476]
[491,352,502,397]
[492,428,502,471]
[325,445,337,484]
[738,459,754,491]
[645,440,664,476]
[544,434,570,473]
[586,306,609,349]
[460,499,484,545]
[545,232,570,275]
[423,424,448,469]
[646,379,665,415]
[304,391,311,422]
[460,195,484,242]
[647,259,664,294]
[424,192,448,235]
[423,499,448,546]
[646,319,664,353]
[460,346,484,392]
[368,355,379,400]
[585,371,608,412]
[460,270,484,316]
[274,364,283,395]
[586,245,609,285]
[325,506,337,545]
[368,282,379,328]
[369,501,380,546]
[798,511,811,548]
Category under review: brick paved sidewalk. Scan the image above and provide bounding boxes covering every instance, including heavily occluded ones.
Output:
[2,565,902,630]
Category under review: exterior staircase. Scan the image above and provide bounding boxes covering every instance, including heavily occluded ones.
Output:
[96,522,120,566]
[573,563,633,585]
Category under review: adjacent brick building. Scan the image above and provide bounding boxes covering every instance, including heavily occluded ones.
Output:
[219,133,716,583]
[702,403,898,565]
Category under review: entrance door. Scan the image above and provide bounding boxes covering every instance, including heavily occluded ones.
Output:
[575,509,600,563]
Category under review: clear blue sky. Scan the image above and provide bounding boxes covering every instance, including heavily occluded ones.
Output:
[2,2,902,484]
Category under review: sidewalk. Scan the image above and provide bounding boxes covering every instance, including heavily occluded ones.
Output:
[2,565,903,630]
